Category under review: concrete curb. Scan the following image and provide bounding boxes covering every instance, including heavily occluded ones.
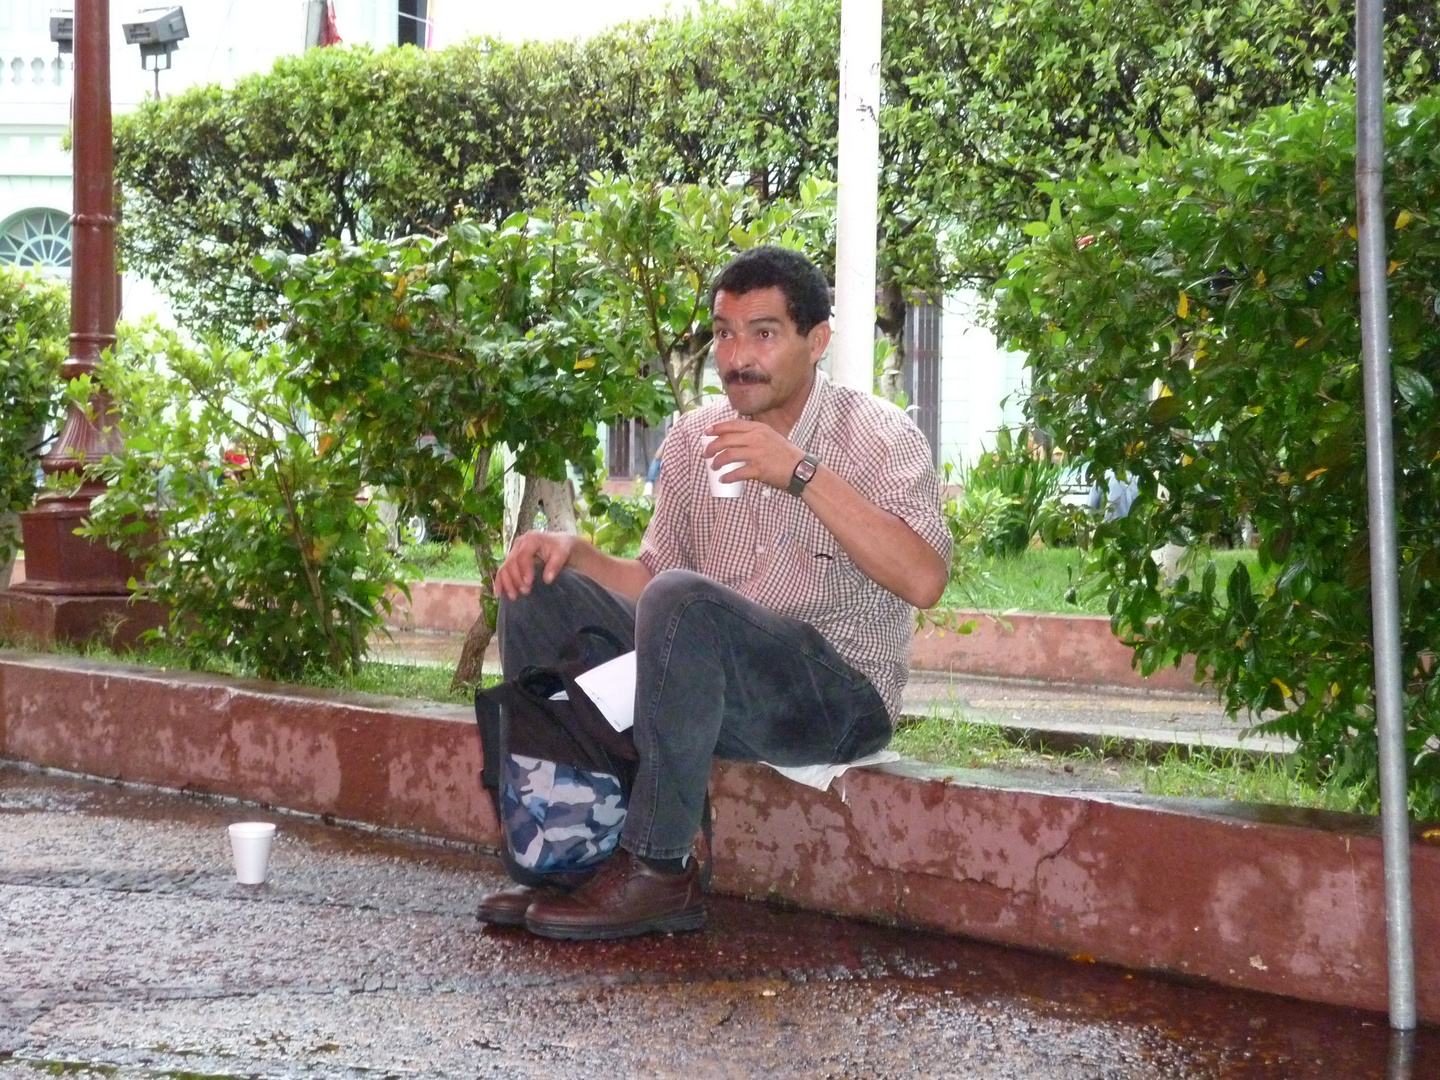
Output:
[385,578,1204,694]
[0,651,491,842]
[5,650,1434,1025]
[714,759,1437,1019]
[3,649,1434,1020]
[911,610,1201,692]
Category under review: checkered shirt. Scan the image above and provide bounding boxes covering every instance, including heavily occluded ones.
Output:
[638,371,952,719]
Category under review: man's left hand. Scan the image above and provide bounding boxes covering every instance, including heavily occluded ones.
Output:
[703,419,806,491]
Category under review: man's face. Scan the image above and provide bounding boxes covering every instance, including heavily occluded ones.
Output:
[711,286,831,425]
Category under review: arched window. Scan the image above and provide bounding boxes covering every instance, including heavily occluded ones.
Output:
[0,208,72,271]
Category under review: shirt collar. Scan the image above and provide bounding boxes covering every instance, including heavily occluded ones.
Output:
[785,368,830,452]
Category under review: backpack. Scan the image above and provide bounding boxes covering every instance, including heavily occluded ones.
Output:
[474,627,639,889]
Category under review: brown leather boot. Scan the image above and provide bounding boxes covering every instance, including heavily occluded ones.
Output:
[523,850,706,940]
[477,885,547,927]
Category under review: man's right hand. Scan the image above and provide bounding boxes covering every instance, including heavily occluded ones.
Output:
[494,531,578,601]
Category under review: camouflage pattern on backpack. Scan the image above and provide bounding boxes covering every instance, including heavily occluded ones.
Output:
[499,754,627,873]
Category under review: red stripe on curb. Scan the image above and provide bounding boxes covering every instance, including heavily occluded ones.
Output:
[3,650,1432,1019]
[387,578,1204,693]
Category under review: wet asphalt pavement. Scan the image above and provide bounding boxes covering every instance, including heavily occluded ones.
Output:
[2,761,1434,1080]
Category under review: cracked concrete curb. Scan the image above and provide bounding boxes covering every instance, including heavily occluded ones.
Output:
[3,649,1440,1022]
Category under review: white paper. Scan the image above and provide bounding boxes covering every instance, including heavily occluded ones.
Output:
[760,750,902,791]
[572,651,637,733]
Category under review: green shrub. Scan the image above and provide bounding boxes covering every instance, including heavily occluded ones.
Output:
[258,211,669,680]
[112,0,1439,351]
[996,90,1440,816]
[581,489,655,557]
[82,326,410,680]
[957,428,1064,557]
[0,268,68,565]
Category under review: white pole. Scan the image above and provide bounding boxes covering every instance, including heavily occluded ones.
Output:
[303,0,324,48]
[832,0,882,395]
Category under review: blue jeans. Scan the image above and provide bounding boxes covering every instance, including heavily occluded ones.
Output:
[498,567,891,860]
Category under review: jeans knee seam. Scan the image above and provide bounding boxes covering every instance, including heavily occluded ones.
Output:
[626,587,694,856]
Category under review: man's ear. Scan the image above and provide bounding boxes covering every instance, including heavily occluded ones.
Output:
[807,320,832,364]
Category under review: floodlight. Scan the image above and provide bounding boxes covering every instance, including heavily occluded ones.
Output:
[121,6,189,71]
[48,11,74,54]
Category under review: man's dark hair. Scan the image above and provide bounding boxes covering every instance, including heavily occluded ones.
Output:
[709,246,832,335]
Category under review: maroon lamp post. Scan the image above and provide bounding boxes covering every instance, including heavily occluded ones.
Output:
[0,0,159,645]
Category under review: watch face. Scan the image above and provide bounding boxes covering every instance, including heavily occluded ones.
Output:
[796,458,818,482]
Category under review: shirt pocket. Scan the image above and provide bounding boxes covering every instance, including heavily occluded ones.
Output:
[772,507,847,620]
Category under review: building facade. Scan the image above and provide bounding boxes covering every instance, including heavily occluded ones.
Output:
[0,0,417,289]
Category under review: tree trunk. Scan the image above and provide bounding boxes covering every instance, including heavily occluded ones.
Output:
[514,474,543,543]
[511,475,579,540]
[667,349,700,413]
[501,444,525,549]
[1152,541,1188,588]
[452,446,499,691]
[875,280,908,403]
[453,475,577,691]
[533,477,578,534]
[451,577,496,690]
[0,511,17,589]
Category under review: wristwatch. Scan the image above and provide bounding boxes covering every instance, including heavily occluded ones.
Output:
[788,452,821,497]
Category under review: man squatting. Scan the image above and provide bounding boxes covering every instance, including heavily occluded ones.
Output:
[484,245,952,940]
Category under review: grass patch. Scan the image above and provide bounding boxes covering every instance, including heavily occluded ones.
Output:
[6,635,492,706]
[1142,749,1365,812]
[939,546,1269,614]
[404,541,485,580]
[298,660,496,705]
[405,540,1269,614]
[403,538,640,580]
[892,708,1368,814]
[889,712,1046,771]
[940,547,1099,613]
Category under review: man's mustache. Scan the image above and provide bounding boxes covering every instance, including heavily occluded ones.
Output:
[724,368,771,386]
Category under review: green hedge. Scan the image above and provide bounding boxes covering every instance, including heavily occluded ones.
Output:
[113,0,1439,336]
[0,268,67,565]
[996,90,1440,815]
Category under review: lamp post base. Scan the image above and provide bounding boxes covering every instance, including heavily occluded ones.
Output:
[0,589,164,650]
[0,498,163,650]
[13,493,137,596]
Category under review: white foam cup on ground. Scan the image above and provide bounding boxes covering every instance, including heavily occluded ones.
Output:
[228,822,277,885]
[700,435,746,497]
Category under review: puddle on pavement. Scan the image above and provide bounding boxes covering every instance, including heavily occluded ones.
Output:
[2,759,1436,1079]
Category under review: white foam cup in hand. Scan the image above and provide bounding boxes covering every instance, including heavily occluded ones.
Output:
[228,822,277,885]
[700,435,746,497]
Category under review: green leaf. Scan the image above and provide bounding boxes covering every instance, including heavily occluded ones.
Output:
[1147,394,1185,425]
[1395,366,1435,408]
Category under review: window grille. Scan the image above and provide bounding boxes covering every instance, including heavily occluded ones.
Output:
[903,300,941,465]
[0,208,71,270]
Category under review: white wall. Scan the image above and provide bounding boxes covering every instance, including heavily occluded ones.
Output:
[428,0,703,47]
[0,4,73,275]
[936,288,1028,475]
